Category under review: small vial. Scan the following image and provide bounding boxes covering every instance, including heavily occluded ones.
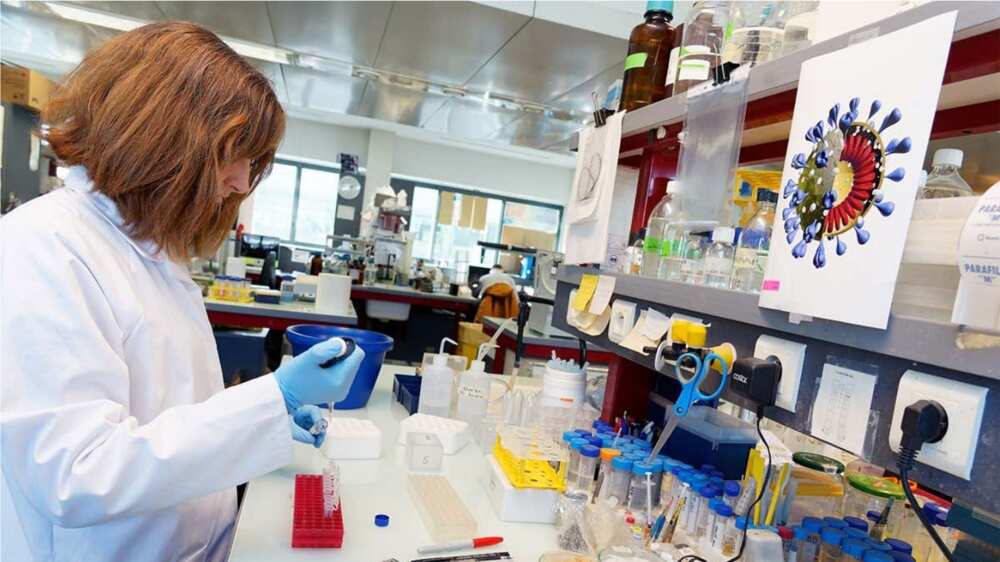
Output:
[778,526,795,561]
[799,517,824,562]
[723,516,748,557]
[694,487,719,539]
[566,438,588,484]
[607,456,634,506]
[677,479,696,531]
[710,503,734,552]
[682,484,706,535]
[818,527,846,562]
[724,480,741,510]
[576,444,600,494]
[628,461,658,512]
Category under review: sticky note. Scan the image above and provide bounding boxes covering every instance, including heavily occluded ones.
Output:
[572,274,599,312]
[588,275,616,315]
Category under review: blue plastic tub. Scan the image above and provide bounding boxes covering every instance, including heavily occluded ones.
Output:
[286,325,394,409]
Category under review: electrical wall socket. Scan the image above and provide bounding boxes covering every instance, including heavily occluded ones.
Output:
[608,300,636,343]
[889,370,988,480]
[754,335,806,413]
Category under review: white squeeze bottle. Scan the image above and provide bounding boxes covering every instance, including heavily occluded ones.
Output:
[456,342,498,434]
[417,337,458,418]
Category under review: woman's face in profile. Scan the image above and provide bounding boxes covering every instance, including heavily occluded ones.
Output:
[216,158,252,203]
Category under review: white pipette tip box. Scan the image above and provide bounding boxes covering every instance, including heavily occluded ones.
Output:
[321,418,382,460]
[397,413,470,455]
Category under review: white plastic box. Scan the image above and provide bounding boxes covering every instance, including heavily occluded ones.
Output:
[485,455,558,524]
[397,413,470,455]
[321,418,382,460]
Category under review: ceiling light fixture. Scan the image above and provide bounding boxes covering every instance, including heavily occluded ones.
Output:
[44,1,292,65]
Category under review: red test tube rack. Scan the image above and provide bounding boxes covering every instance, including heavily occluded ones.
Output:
[291,474,344,548]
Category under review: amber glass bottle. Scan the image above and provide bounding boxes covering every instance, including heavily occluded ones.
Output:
[619,1,677,112]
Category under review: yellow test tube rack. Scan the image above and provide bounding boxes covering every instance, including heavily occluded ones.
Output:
[492,427,568,492]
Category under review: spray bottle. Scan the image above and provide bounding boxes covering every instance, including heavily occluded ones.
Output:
[456,342,499,433]
[417,337,458,418]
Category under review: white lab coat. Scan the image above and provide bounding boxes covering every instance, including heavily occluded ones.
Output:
[0,167,294,561]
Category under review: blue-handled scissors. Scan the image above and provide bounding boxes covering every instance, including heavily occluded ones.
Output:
[646,349,730,461]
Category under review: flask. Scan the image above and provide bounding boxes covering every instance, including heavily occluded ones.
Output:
[620,1,678,111]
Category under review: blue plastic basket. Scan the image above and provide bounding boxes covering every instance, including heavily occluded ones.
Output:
[286,325,394,409]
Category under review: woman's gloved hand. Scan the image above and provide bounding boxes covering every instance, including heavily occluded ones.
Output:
[273,337,365,413]
[289,405,327,448]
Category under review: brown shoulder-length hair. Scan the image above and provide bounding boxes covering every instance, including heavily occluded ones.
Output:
[43,21,285,260]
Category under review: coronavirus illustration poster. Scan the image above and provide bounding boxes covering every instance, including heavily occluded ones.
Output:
[759,11,957,329]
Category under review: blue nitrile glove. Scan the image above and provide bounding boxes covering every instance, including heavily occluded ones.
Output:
[273,337,366,413]
[290,405,327,448]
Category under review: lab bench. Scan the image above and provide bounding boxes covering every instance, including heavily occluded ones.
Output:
[228,365,558,561]
[204,298,358,330]
[480,315,615,375]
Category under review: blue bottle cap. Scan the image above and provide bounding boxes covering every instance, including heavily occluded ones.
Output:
[660,456,680,469]
[842,539,868,559]
[645,0,674,14]
[792,525,810,540]
[573,429,592,437]
[632,439,652,450]
[923,501,946,515]
[593,419,611,430]
[570,438,589,450]
[710,470,725,480]
[844,515,869,531]
[692,473,709,483]
[612,456,634,471]
[884,538,912,553]
[863,552,893,562]
[581,444,601,458]
[700,486,716,499]
[823,517,849,529]
[625,452,646,462]
[709,476,724,488]
[708,498,722,510]
[632,460,660,475]
[865,541,892,552]
[866,510,883,522]
[820,527,846,546]
[801,517,824,532]
[584,435,603,447]
[374,513,390,527]
[715,504,734,517]
[846,527,868,540]
[562,431,578,443]
[887,552,915,562]
[735,516,750,530]
[672,465,687,477]
[650,458,665,472]
[724,480,741,497]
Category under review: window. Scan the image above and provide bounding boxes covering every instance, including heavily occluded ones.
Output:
[251,160,342,246]
[403,177,563,269]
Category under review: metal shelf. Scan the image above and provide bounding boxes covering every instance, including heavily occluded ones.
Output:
[552,265,1000,514]
[573,2,1000,154]
[557,266,997,380]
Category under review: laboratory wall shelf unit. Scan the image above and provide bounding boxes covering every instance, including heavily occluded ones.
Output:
[555,0,1000,521]
[584,1,1000,240]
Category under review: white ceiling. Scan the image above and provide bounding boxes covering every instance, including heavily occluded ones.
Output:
[1,1,693,155]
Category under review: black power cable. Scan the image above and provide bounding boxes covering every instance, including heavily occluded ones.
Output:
[725,405,772,562]
[896,400,954,562]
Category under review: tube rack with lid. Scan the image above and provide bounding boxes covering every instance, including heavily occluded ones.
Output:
[492,426,568,492]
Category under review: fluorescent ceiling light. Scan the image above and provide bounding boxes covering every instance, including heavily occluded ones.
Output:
[45,2,144,31]
[44,2,292,65]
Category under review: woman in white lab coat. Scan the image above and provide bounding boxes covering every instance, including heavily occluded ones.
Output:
[0,22,363,562]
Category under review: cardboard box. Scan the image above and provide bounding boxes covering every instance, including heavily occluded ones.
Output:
[1,65,52,112]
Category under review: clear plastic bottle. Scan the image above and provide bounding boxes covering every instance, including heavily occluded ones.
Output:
[917,149,975,199]
[455,343,496,433]
[658,221,689,281]
[418,338,458,417]
[642,184,682,277]
[673,1,731,95]
[694,488,720,539]
[607,456,634,506]
[576,445,601,494]
[681,232,709,285]
[731,189,777,292]
[723,2,786,68]
[703,227,736,289]
[711,503,734,552]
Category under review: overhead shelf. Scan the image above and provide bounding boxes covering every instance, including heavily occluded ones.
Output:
[573,1,1000,158]
[556,265,997,380]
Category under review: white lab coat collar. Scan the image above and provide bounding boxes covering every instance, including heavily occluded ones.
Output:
[63,165,167,263]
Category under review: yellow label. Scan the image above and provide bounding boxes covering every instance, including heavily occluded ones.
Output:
[572,274,599,312]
